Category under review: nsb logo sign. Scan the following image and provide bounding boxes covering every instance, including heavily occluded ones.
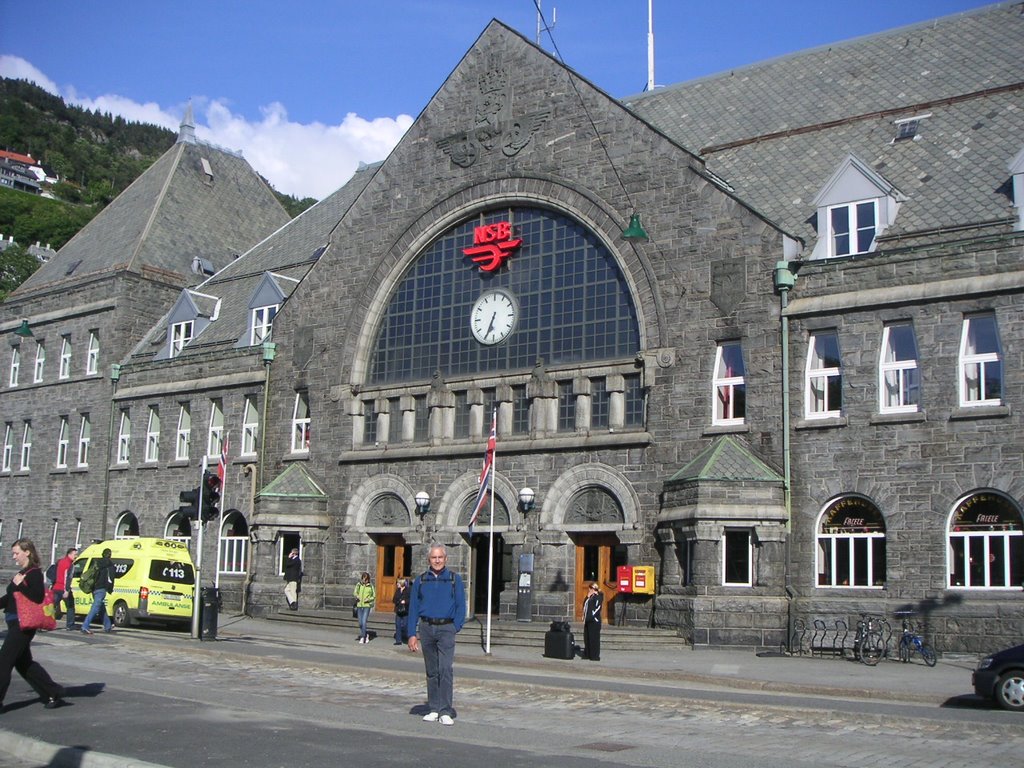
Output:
[463,221,522,272]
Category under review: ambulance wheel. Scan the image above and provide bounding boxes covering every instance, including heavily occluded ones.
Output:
[112,600,134,627]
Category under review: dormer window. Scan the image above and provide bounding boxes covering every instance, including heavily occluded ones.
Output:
[250,305,278,345]
[811,156,901,260]
[828,200,877,258]
[170,321,194,357]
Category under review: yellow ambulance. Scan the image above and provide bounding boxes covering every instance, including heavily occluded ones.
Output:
[71,538,195,627]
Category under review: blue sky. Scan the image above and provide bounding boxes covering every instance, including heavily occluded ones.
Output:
[0,0,995,199]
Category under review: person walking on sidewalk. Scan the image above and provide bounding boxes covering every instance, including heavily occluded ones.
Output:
[581,582,603,661]
[0,539,66,710]
[407,544,466,727]
[393,577,410,645]
[81,548,116,635]
[353,572,375,643]
[51,547,78,630]
[283,548,302,610]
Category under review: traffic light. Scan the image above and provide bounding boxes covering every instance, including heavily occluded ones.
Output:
[201,470,221,522]
[178,487,200,521]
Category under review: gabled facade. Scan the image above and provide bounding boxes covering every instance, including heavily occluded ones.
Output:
[3,4,1022,651]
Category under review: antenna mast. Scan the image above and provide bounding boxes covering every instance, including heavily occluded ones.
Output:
[646,0,655,91]
[536,2,556,47]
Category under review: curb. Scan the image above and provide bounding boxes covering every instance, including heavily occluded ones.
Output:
[0,728,171,768]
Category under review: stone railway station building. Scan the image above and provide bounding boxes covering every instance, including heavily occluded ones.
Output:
[2,4,1022,651]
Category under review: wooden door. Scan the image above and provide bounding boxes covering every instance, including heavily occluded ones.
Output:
[574,534,619,624]
[375,536,410,612]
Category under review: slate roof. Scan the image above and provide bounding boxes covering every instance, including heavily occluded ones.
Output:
[666,436,783,484]
[12,120,290,298]
[129,161,380,360]
[625,2,1024,249]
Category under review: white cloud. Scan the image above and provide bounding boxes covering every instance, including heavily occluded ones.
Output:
[0,56,412,200]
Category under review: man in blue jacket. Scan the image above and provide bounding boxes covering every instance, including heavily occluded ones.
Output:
[407,543,466,727]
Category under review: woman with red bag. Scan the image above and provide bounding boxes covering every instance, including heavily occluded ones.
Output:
[0,538,65,711]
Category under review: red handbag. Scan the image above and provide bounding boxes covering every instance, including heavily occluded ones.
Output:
[13,571,58,631]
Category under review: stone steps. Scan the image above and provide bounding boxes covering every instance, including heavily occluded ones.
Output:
[267,608,688,652]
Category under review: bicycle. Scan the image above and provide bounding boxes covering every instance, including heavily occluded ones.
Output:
[852,613,886,666]
[895,613,937,667]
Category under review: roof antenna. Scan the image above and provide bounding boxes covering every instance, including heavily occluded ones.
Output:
[646,0,656,92]
[535,1,556,48]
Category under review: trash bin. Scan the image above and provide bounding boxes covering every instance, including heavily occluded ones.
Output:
[200,586,219,640]
[543,620,575,659]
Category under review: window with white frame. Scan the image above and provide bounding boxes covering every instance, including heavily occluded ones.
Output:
[722,529,752,586]
[2,423,12,472]
[959,314,1002,406]
[86,332,99,375]
[145,406,160,463]
[948,491,1023,589]
[59,336,72,379]
[218,511,249,574]
[291,392,310,453]
[56,416,70,468]
[33,341,45,383]
[207,400,224,459]
[713,342,746,425]
[176,404,191,461]
[116,409,131,464]
[170,320,194,358]
[164,513,191,543]
[241,395,259,455]
[9,345,20,387]
[114,512,139,539]
[805,331,842,418]
[879,322,920,413]
[19,421,32,471]
[828,199,877,257]
[816,496,887,588]
[77,414,91,467]
[250,305,278,346]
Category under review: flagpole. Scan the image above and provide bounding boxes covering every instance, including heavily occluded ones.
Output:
[485,409,496,654]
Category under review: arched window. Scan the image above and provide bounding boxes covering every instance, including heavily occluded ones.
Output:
[948,491,1023,588]
[164,513,193,544]
[370,207,640,384]
[115,512,140,539]
[218,511,249,575]
[816,496,886,588]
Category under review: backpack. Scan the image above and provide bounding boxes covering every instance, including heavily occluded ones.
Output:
[79,562,99,594]
[45,563,58,586]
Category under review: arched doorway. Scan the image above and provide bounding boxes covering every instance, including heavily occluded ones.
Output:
[462,495,511,617]
[566,487,627,624]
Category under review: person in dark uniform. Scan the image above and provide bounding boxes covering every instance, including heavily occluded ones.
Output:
[283,548,302,610]
[393,577,410,645]
[407,544,466,726]
[581,582,603,661]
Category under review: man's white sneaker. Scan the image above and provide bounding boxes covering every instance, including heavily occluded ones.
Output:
[422,712,440,722]
[439,714,454,726]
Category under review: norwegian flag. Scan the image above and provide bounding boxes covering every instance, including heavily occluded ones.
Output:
[468,411,497,535]
[217,433,229,486]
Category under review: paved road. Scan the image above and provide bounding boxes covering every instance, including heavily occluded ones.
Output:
[0,617,1019,768]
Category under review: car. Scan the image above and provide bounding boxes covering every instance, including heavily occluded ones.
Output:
[973,643,1024,711]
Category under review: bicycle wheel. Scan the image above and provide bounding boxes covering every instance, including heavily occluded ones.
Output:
[921,645,937,667]
[898,637,910,663]
[860,631,885,666]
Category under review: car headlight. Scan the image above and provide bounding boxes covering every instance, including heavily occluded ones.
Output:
[976,657,994,671]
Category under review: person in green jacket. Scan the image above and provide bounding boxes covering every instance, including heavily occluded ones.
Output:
[353,572,375,644]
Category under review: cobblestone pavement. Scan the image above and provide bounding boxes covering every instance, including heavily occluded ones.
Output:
[1,625,1020,768]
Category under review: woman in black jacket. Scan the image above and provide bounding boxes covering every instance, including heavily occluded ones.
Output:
[0,538,65,710]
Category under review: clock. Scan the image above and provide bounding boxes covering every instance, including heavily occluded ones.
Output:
[471,289,518,345]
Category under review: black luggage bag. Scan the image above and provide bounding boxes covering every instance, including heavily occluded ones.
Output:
[544,621,575,659]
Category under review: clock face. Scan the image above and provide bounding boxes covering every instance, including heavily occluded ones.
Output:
[471,289,518,345]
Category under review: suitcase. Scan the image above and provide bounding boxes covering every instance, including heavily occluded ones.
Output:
[544,627,575,659]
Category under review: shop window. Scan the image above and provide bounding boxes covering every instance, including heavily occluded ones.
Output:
[948,491,1023,589]
[816,496,887,588]
[879,322,920,412]
[713,342,746,425]
[805,331,842,418]
[723,529,752,586]
[959,314,1002,406]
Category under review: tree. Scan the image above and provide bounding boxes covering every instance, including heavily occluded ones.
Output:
[0,243,40,300]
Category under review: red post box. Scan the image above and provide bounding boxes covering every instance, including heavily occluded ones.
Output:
[616,565,633,593]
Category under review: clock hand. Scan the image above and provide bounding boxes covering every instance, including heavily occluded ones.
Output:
[485,312,496,338]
